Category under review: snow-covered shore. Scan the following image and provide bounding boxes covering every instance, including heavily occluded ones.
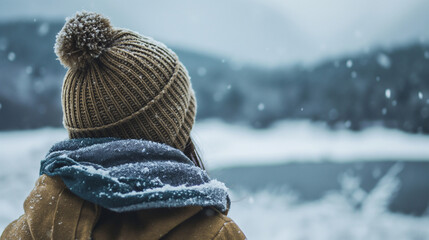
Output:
[194,120,429,168]
[1,120,429,239]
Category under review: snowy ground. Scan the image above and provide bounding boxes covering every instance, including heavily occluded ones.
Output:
[228,164,429,239]
[1,120,429,239]
[194,120,429,169]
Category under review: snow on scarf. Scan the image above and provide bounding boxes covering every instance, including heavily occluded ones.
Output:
[40,138,230,213]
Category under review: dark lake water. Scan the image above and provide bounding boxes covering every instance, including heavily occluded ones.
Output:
[211,161,429,216]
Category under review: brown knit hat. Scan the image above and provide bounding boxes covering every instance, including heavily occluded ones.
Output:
[54,11,196,151]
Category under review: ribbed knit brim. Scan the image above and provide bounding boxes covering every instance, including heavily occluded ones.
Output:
[56,12,196,151]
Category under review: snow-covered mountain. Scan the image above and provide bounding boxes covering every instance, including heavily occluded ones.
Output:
[1,0,428,66]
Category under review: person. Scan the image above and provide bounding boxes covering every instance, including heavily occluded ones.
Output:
[1,11,246,240]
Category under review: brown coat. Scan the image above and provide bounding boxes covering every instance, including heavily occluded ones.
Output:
[1,175,246,240]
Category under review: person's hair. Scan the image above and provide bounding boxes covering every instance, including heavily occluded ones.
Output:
[184,137,205,170]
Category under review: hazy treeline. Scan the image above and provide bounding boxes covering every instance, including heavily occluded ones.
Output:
[1,21,429,133]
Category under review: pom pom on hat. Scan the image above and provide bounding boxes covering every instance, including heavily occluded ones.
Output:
[55,11,114,69]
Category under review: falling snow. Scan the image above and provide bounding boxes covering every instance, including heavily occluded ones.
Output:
[25,66,33,75]
[38,23,50,36]
[344,120,351,128]
[197,67,207,77]
[377,53,391,69]
[385,89,391,99]
[258,103,265,111]
[346,60,353,68]
[7,52,15,61]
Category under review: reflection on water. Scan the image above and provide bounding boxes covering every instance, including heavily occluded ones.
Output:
[229,164,429,240]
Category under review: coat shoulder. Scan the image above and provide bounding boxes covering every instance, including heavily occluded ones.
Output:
[1,175,65,240]
[1,175,100,240]
[162,207,246,240]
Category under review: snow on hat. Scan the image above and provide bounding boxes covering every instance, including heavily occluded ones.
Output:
[55,11,196,151]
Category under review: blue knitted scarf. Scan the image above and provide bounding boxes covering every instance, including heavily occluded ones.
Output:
[40,138,229,213]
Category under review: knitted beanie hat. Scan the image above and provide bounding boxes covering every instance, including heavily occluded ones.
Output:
[54,11,196,151]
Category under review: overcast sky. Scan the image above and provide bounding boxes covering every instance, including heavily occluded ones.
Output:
[1,0,428,66]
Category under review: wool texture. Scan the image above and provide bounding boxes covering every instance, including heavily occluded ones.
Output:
[55,12,196,151]
[40,138,230,213]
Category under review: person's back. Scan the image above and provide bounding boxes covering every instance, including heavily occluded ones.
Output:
[1,11,245,240]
